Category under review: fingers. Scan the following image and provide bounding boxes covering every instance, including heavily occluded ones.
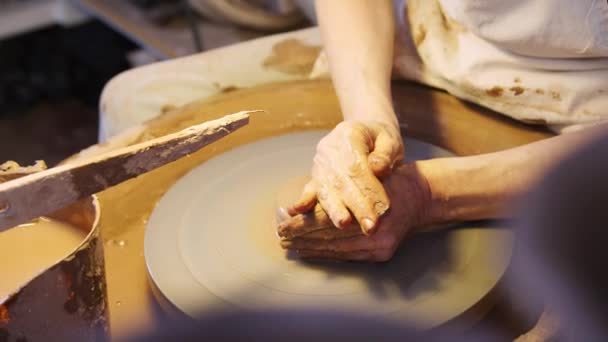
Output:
[287,179,354,230]
[275,207,290,222]
[368,130,403,177]
[277,204,334,239]
[317,186,352,228]
[295,249,394,262]
[341,130,391,234]
[281,218,405,262]
[294,226,362,240]
[343,163,389,234]
[288,180,317,215]
[296,250,374,261]
[282,235,374,252]
[292,122,400,236]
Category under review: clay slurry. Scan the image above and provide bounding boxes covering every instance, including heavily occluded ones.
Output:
[0,218,86,302]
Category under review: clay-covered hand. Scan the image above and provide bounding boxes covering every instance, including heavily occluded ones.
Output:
[288,120,404,234]
[280,164,431,262]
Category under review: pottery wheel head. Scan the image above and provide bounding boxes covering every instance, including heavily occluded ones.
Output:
[145,131,514,330]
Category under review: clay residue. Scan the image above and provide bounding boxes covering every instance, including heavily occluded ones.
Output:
[550,91,562,101]
[531,89,561,101]
[414,24,427,46]
[160,104,177,115]
[438,7,451,31]
[485,86,504,97]
[0,161,46,182]
[262,39,322,76]
[407,0,467,58]
[509,86,525,96]
[220,85,239,93]
[212,82,240,94]
[0,218,86,302]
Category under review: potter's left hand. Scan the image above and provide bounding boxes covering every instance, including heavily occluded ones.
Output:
[280,164,431,262]
[288,120,404,235]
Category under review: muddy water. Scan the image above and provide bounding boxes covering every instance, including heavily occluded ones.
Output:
[0,218,86,301]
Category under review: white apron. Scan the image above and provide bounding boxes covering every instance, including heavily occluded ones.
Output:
[393,0,608,133]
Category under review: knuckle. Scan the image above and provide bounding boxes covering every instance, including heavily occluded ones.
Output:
[348,163,364,177]
[348,157,370,177]
[372,199,389,216]
[330,175,345,191]
[375,232,397,249]
[317,187,329,201]
[303,181,316,193]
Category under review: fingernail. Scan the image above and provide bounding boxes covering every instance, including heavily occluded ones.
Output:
[362,218,375,232]
[276,207,290,221]
[337,217,351,229]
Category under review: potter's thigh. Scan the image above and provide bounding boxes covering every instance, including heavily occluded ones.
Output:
[99,28,322,142]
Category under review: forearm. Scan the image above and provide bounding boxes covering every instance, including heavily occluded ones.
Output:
[315,0,396,126]
[417,125,608,225]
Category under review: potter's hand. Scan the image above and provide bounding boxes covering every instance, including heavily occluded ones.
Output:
[281,164,430,262]
[289,120,404,234]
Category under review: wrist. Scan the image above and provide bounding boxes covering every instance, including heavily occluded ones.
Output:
[415,155,506,227]
[339,87,398,128]
[391,163,434,228]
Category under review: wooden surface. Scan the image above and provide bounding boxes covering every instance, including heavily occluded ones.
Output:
[0,112,250,231]
[85,79,552,339]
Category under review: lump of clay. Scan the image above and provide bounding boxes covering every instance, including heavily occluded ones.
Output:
[0,161,47,183]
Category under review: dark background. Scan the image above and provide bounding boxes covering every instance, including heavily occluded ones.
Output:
[0,21,135,166]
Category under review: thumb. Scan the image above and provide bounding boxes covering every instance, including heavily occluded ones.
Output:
[368,131,402,176]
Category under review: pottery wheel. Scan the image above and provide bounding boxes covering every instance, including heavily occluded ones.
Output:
[145,130,513,329]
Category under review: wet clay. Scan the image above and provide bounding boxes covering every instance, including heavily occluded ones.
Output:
[0,218,86,301]
[89,79,551,337]
[262,39,322,76]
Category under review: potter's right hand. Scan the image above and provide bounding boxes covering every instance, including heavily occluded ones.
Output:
[288,120,403,234]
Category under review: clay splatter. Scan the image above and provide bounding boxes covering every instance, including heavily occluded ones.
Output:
[220,86,239,93]
[414,24,427,46]
[509,86,525,96]
[263,39,322,76]
[486,86,504,97]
